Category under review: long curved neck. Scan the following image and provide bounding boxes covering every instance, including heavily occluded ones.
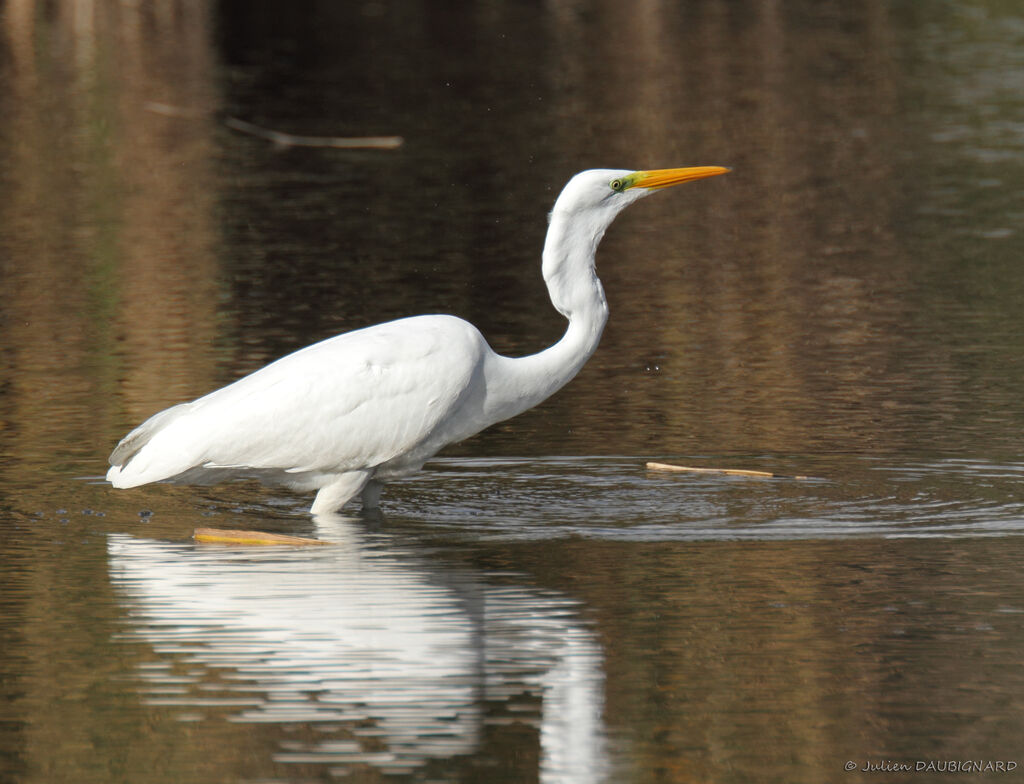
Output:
[487,207,611,419]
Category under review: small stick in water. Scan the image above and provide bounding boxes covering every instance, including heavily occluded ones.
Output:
[223,117,404,149]
[645,462,811,480]
[142,104,404,149]
[194,528,328,546]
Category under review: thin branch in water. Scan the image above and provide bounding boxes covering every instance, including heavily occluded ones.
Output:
[223,117,404,149]
[645,462,813,480]
[143,103,404,149]
[194,528,329,546]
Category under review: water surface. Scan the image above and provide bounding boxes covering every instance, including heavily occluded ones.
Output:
[2,1,1024,782]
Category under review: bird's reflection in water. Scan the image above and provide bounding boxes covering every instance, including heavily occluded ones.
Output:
[108,514,608,781]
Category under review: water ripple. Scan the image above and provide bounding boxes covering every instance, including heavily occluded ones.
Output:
[380,456,1024,542]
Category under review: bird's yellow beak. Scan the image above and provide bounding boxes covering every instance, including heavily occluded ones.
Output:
[630,166,730,190]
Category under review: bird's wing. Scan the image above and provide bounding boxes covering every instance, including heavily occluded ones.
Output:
[113,315,487,485]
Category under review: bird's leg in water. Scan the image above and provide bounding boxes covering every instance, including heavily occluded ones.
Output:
[360,480,383,509]
[310,470,373,515]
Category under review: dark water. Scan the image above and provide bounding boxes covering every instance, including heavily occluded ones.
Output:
[2,1,1024,782]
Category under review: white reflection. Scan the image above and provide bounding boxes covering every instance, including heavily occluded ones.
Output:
[108,517,608,782]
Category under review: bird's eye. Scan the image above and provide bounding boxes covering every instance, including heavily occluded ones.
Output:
[610,178,625,192]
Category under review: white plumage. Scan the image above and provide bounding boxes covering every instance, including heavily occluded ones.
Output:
[107,166,728,514]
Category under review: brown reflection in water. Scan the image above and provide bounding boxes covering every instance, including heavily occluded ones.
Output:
[508,535,1024,783]
[0,3,236,782]
[1,3,1022,780]
[530,0,917,456]
[0,0,221,475]
[112,1,222,421]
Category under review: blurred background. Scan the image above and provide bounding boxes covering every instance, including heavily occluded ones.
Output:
[2,1,1024,782]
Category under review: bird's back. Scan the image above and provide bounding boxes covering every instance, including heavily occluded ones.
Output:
[106,315,490,489]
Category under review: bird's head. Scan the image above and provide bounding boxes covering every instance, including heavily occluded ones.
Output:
[551,166,730,223]
[541,165,730,319]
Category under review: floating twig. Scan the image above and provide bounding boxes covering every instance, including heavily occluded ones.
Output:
[194,527,328,546]
[645,462,811,480]
[143,103,403,149]
[223,116,404,149]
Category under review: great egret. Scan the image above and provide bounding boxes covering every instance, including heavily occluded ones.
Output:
[107,166,729,514]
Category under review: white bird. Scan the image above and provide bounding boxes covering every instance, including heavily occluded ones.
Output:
[107,166,729,515]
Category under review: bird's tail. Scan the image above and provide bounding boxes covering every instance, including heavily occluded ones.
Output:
[107,403,196,488]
